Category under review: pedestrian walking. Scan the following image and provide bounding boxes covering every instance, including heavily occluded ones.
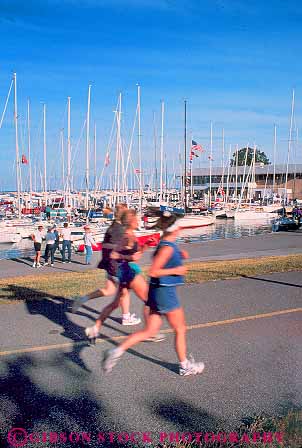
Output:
[84,226,96,265]
[60,222,72,263]
[71,204,140,326]
[102,212,205,376]
[31,224,45,268]
[44,226,56,266]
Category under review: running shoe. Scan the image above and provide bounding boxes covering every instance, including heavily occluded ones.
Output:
[37,263,42,268]
[122,314,141,326]
[144,333,166,343]
[102,349,122,373]
[51,263,54,267]
[85,325,100,344]
[71,296,85,314]
[32,262,36,268]
[179,356,205,377]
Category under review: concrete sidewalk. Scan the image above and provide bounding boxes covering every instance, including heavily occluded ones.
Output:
[0,232,301,279]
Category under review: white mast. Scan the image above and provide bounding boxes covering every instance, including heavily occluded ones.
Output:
[209,121,213,206]
[273,125,277,196]
[13,73,21,218]
[85,85,91,210]
[226,144,231,203]
[285,89,295,204]
[27,99,33,207]
[235,143,239,201]
[67,96,71,206]
[94,122,97,194]
[160,100,164,203]
[60,129,65,194]
[137,84,142,212]
[43,103,47,205]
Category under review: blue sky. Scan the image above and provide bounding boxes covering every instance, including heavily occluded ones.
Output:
[0,0,302,190]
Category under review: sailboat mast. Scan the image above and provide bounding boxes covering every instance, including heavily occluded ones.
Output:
[85,85,91,210]
[43,103,47,205]
[13,73,21,218]
[209,121,213,207]
[94,122,97,194]
[27,99,33,207]
[137,84,142,212]
[184,100,187,211]
[285,89,294,204]
[67,96,71,206]
[273,125,277,196]
[160,100,164,203]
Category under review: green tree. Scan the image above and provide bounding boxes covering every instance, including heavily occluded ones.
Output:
[230,147,270,166]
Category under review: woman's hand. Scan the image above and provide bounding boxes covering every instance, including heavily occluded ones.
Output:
[174,265,187,276]
[110,251,119,260]
[180,249,189,259]
[131,251,141,261]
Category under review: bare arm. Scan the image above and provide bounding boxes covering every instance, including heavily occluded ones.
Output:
[148,246,187,278]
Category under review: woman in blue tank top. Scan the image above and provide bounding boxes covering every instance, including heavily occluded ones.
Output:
[102,212,205,377]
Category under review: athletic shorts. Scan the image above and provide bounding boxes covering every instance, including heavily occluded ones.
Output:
[146,284,180,314]
[117,262,142,287]
[34,242,41,252]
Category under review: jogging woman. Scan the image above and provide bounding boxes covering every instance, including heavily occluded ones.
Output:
[71,204,140,326]
[85,209,162,342]
[102,212,205,376]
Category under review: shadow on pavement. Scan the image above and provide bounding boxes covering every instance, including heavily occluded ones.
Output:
[0,353,127,448]
[241,275,302,288]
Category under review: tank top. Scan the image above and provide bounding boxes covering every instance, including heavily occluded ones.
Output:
[150,240,184,287]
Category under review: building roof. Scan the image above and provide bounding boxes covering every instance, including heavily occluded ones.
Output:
[192,164,302,176]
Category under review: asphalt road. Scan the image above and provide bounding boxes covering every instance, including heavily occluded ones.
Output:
[0,271,301,447]
[0,231,302,279]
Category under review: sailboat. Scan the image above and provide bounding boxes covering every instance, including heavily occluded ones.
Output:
[180,100,215,229]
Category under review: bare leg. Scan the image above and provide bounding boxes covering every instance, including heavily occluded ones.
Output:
[128,274,148,302]
[119,312,162,351]
[36,250,41,265]
[165,307,186,362]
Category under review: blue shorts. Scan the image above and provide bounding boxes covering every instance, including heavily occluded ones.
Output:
[117,262,142,287]
[146,284,180,314]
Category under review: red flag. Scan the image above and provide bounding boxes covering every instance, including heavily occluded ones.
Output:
[105,152,110,167]
[21,154,28,164]
[134,168,142,174]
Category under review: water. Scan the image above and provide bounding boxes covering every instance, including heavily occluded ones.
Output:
[177,220,273,243]
[0,220,273,260]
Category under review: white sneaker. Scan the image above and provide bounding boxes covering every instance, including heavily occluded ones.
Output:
[122,314,141,326]
[102,348,122,373]
[32,262,36,268]
[51,263,54,267]
[179,356,205,377]
[144,333,166,343]
[37,263,41,268]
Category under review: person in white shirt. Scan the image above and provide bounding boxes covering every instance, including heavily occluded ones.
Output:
[83,226,96,265]
[44,226,56,266]
[60,222,72,263]
[31,224,45,268]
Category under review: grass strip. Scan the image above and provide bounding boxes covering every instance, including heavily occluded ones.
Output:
[0,254,301,303]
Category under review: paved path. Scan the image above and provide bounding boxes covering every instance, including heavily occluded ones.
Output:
[0,232,301,279]
[0,271,301,447]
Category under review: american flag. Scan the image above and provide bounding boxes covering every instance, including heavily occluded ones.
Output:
[191,140,204,152]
